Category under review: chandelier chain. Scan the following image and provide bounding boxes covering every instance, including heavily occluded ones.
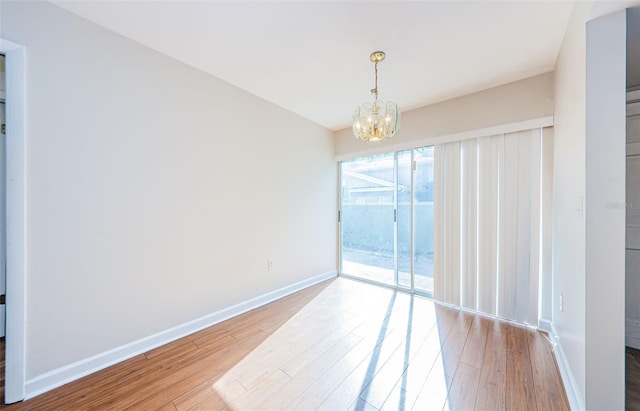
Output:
[371,61,379,101]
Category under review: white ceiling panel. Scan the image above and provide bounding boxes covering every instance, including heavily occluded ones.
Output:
[51,0,576,130]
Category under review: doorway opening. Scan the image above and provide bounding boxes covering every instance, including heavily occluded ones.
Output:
[0,53,5,341]
[0,52,5,404]
[0,37,26,404]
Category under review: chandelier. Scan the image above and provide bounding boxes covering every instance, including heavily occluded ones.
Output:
[352,51,400,142]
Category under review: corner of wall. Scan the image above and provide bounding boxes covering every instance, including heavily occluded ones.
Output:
[550,1,592,408]
[549,325,585,411]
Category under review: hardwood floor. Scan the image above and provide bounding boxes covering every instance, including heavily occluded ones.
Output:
[628,346,640,410]
[0,277,569,410]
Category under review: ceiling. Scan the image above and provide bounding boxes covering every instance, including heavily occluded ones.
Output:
[51,0,576,131]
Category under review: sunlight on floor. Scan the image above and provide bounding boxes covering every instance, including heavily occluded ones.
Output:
[209,280,452,410]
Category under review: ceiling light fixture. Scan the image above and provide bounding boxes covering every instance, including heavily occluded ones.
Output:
[352,51,400,142]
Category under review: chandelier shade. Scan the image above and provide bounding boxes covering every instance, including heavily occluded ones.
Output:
[352,51,401,142]
[352,100,400,142]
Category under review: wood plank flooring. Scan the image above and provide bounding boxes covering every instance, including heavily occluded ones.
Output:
[0,277,569,410]
[628,346,640,410]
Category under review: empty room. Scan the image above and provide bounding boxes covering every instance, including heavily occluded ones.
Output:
[0,0,638,410]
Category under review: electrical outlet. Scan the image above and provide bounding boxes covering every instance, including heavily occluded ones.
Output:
[559,293,564,312]
[267,259,273,271]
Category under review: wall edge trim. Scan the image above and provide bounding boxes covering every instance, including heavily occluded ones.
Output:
[24,269,338,400]
[537,318,553,333]
[550,324,585,411]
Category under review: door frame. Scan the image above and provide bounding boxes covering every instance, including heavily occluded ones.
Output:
[1,37,27,404]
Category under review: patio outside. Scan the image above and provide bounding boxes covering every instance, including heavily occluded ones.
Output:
[342,248,434,292]
[340,149,435,292]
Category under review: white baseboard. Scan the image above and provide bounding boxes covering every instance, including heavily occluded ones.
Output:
[549,324,584,411]
[537,318,552,334]
[24,270,337,400]
[627,317,640,349]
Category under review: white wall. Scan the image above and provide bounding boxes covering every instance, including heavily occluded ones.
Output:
[552,2,640,409]
[552,3,591,408]
[334,73,554,160]
[0,0,336,387]
[585,9,627,409]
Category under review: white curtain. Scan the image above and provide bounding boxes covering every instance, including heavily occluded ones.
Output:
[433,128,548,326]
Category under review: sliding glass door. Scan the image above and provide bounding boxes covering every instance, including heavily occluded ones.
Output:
[396,150,412,288]
[412,147,435,294]
[340,152,396,286]
[339,147,434,295]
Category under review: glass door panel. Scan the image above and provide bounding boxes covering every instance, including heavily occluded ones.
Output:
[396,150,412,288]
[413,147,435,295]
[340,152,396,286]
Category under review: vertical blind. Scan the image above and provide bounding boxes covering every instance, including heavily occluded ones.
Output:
[433,128,549,326]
